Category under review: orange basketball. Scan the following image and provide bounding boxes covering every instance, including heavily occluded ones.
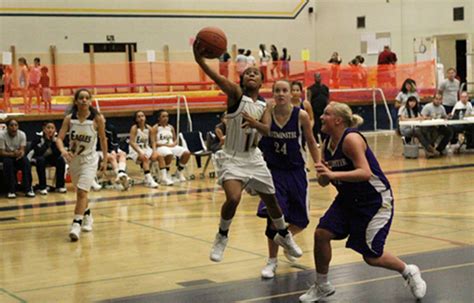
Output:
[196,27,227,59]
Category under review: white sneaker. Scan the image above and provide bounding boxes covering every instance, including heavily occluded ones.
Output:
[273,232,303,258]
[261,259,278,279]
[117,172,130,190]
[177,171,186,182]
[69,222,81,241]
[283,249,297,263]
[39,188,48,195]
[404,264,427,299]
[160,175,174,186]
[145,177,159,188]
[56,187,67,193]
[7,192,16,199]
[210,233,228,262]
[82,214,93,232]
[26,190,36,198]
[91,179,102,191]
[299,282,336,302]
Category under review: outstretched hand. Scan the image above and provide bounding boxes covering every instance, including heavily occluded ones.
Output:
[193,40,206,64]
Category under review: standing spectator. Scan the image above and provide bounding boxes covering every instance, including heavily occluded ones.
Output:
[356,55,368,87]
[245,50,256,68]
[258,44,271,82]
[420,92,453,156]
[328,52,342,88]
[218,52,231,79]
[438,67,460,114]
[270,45,281,80]
[307,73,329,143]
[39,66,52,112]
[2,66,13,112]
[17,57,29,113]
[280,48,291,79]
[213,112,227,152]
[29,121,66,195]
[29,57,42,112]
[0,119,35,198]
[377,46,397,89]
[395,79,419,108]
[235,49,247,77]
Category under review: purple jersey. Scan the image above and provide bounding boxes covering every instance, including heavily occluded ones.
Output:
[259,107,305,170]
[323,128,390,197]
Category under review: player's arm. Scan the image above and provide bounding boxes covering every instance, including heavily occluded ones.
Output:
[56,115,73,162]
[170,126,178,147]
[96,114,108,171]
[128,125,142,155]
[299,110,320,164]
[150,125,158,150]
[303,100,315,128]
[242,103,271,136]
[193,40,242,109]
[334,133,372,182]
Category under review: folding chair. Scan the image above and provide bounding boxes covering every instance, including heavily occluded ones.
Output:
[179,131,213,179]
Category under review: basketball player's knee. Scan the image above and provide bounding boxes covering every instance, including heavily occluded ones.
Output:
[226,194,241,206]
[314,228,331,243]
[363,255,380,266]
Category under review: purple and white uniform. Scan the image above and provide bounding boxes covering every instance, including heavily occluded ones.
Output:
[257,107,309,228]
[318,128,393,257]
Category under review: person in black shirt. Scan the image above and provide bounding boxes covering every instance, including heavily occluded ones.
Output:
[29,121,66,195]
[307,73,329,143]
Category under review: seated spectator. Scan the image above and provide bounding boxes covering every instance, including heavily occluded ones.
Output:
[0,119,35,198]
[128,111,159,188]
[398,97,435,157]
[420,93,454,156]
[212,112,227,152]
[395,78,419,109]
[29,121,66,195]
[97,120,131,190]
[450,91,474,149]
[153,109,190,183]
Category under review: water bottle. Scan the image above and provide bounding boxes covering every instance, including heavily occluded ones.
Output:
[459,110,464,120]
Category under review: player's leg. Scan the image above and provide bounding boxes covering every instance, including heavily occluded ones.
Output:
[210,179,243,262]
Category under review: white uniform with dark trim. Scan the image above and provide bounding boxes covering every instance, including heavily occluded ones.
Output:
[69,112,98,192]
[128,126,153,162]
[156,125,188,157]
[215,94,275,195]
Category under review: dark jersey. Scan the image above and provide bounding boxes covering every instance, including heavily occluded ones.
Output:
[260,107,305,170]
[323,128,390,197]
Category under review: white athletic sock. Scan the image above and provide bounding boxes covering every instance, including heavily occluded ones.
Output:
[401,263,410,277]
[316,272,328,284]
[271,216,287,231]
[219,218,232,231]
[118,161,126,171]
[160,168,168,179]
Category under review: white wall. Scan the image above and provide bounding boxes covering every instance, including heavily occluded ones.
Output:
[1,0,473,86]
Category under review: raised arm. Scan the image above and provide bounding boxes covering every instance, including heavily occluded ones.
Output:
[193,40,242,109]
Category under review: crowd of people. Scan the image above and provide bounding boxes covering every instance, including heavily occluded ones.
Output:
[396,68,474,158]
[1,57,52,113]
[218,44,291,81]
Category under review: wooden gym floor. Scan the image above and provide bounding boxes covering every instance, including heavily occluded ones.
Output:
[1,132,473,303]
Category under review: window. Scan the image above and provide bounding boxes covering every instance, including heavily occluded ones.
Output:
[453,7,464,21]
[357,16,366,29]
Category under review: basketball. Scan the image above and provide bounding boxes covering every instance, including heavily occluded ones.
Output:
[196,27,227,59]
